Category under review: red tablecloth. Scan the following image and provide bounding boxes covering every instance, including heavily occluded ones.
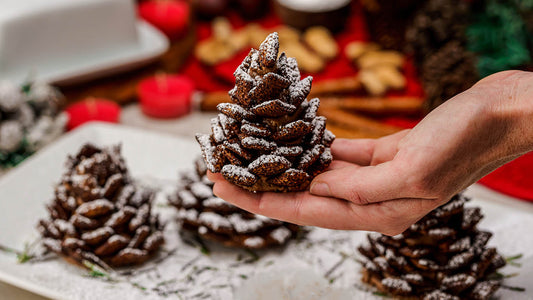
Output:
[180,6,533,202]
[479,152,533,201]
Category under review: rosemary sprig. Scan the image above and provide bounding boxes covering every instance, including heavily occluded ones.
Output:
[372,291,390,297]
[83,260,114,281]
[502,285,526,292]
[506,253,523,267]
[264,260,274,267]
[487,272,519,280]
[132,282,147,292]
[0,241,37,263]
[506,254,523,261]
[0,244,20,255]
[17,242,35,263]
[155,279,178,287]
[324,253,348,279]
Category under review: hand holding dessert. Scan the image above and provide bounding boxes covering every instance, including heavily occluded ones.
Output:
[208,70,533,235]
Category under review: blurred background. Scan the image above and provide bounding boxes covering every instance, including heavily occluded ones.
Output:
[1,0,533,298]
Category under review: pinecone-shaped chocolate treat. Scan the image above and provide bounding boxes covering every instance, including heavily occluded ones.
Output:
[196,32,335,192]
[404,0,478,111]
[358,193,506,299]
[169,158,299,249]
[0,80,67,168]
[405,0,471,66]
[39,144,164,269]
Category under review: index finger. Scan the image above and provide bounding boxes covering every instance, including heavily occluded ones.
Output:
[331,138,376,166]
[208,173,437,233]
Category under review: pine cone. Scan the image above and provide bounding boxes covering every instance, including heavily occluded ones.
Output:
[0,80,66,168]
[39,144,164,269]
[196,32,335,192]
[170,158,299,249]
[405,0,470,65]
[404,0,477,111]
[357,194,506,299]
[421,41,479,111]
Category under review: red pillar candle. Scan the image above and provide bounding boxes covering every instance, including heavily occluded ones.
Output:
[65,98,121,130]
[138,0,190,40]
[138,73,194,118]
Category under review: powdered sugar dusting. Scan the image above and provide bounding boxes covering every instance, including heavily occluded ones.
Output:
[177,208,198,222]
[228,214,265,233]
[243,236,265,248]
[248,155,290,170]
[241,122,270,137]
[198,212,232,231]
[198,226,208,235]
[241,136,276,151]
[270,227,291,243]
[218,114,237,137]
[189,182,213,199]
[402,273,423,283]
[177,190,197,207]
[210,118,225,143]
[304,98,320,120]
[196,134,218,172]
[81,227,114,241]
[309,116,326,144]
[221,165,256,181]
[298,144,324,169]
[381,278,411,293]
[202,197,232,209]
[272,146,303,157]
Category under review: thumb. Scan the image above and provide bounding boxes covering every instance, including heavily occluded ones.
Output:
[309,162,413,204]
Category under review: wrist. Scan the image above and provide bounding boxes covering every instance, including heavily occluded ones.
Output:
[489,71,533,155]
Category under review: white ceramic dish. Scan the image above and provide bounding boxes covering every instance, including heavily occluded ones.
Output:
[0,123,531,299]
[0,20,168,85]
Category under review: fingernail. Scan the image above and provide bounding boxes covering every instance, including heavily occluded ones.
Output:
[310,182,332,197]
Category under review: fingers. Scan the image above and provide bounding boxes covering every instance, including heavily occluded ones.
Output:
[326,160,361,171]
[330,130,410,167]
[210,177,359,229]
[360,197,442,235]
[206,171,224,182]
[209,174,440,234]
[310,161,422,205]
[330,138,376,166]
[370,129,410,165]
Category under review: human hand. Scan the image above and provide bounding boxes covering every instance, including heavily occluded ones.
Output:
[207,70,533,235]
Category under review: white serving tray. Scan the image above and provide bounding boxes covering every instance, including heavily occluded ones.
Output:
[0,122,531,299]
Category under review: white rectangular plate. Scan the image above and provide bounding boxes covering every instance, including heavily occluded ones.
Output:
[0,123,531,300]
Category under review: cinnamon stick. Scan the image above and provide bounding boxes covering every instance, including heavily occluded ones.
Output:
[319,106,401,137]
[309,76,362,97]
[320,96,423,116]
[325,124,383,139]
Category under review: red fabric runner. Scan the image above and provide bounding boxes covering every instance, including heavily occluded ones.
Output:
[479,152,533,201]
[179,6,533,202]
